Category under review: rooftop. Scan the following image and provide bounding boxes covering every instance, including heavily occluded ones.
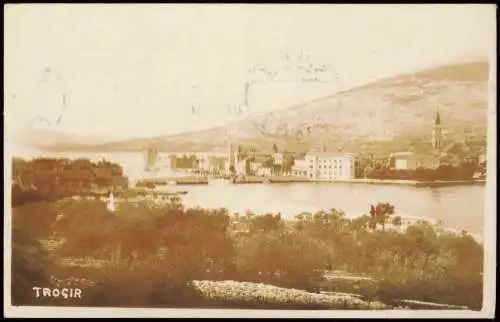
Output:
[391,151,414,156]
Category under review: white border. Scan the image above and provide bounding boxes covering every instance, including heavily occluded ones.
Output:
[3,4,497,318]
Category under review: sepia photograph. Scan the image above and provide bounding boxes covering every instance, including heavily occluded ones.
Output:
[4,4,496,318]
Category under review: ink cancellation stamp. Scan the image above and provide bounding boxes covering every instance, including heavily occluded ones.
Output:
[4,4,497,319]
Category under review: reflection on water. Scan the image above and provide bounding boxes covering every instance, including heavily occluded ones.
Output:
[429,187,442,200]
[13,151,486,238]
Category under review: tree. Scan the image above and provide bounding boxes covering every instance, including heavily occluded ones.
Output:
[364,165,374,179]
[351,215,371,232]
[234,230,328,291]
[12,228,54,305]
[369,203,395,230]
[391,216,402,227]
[263,156,274,168]
[250,214,283,233]
[272,143,278,153]
[283,155,295,174]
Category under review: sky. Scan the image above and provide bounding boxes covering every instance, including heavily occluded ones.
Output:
[4,4,496,140]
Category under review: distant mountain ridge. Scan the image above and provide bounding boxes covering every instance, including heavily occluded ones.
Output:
[29,61,489,154]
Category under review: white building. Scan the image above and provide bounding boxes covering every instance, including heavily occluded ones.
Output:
[143,148,178,172]
[273,152,284,165]
[250,161,262,174]
[390,151,439,170]
[291,159,308,177]
[305,152,355,181]
[256,167,272,177]
[235,158,248,176]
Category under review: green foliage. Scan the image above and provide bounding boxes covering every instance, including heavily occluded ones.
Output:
[369,203,395,230]
[355,158,481,181]
[249,214,283,233]
[12,202,58,239]
[10,181,483,310]
[282,155,295,174]
[263,156,275,168]
[11,228,55,305]
[12,157,128,207]
[55,202,236,279]
[392,216,403,227]
[234,230,328,291]
[80,262,205,307]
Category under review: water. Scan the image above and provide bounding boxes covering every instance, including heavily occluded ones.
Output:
[13,150,486,238]
[181,182,485,239]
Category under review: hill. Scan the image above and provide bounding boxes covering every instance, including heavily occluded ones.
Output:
[35,61,489,154]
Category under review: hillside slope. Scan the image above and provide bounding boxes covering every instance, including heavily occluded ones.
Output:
[38,61,489,154]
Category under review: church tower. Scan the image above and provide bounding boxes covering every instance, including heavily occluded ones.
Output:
[432,109,442,149]
[226,132,235,172]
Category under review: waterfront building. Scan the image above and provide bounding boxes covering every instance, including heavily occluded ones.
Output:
[256,167,272,177]
[305,152,355,181]
[144,146,159,171]
[291,159,308,177]
[250,161,263,174]
[390,110,444,170]
[209,155,227,174]
[196,155,211,172]
[224,134,240,174]
[235,158,248,176]
[176,153,197,170]
[158,153,177,170]
[143,146,179,172]
[391,152,440,170]
[273,152,284,165]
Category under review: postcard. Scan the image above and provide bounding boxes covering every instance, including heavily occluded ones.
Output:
[4,3,496,318]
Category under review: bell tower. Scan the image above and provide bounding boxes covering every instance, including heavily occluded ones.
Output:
[432,109,442,149]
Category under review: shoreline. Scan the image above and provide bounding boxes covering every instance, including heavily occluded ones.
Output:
[329,179,486,187]
[135,176,486,187]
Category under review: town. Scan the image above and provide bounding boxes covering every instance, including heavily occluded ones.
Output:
[139,110,487,186]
